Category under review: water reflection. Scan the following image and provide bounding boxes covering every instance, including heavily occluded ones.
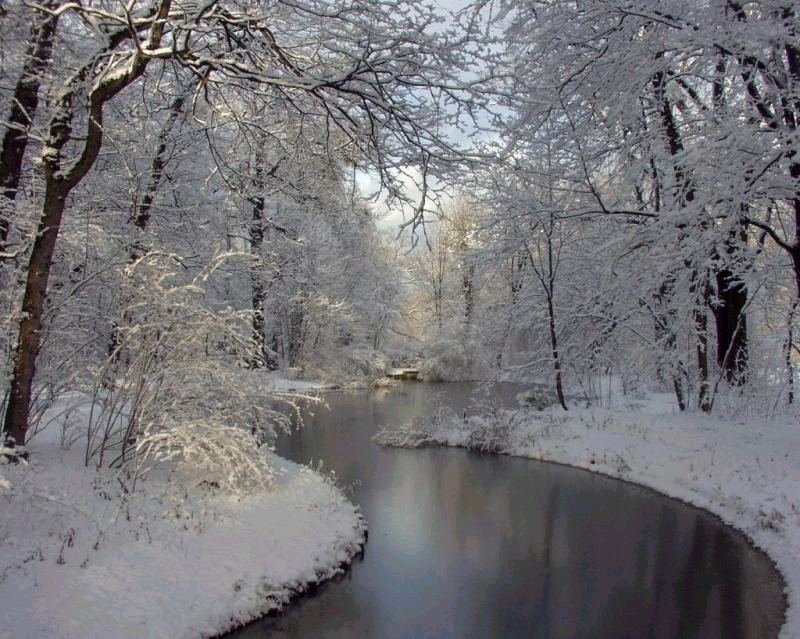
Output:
[225,383,784,639]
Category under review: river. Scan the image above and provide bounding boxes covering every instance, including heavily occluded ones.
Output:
[225,382,784,638]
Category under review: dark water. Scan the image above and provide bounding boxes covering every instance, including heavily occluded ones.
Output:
[226,382,785,639]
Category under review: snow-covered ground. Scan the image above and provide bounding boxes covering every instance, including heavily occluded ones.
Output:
[377,388,799,637]
[0,406,366,638]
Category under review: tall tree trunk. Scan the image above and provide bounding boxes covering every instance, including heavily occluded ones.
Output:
[3,181,68,445]
[694,282,712,413]
[652,284,687,411]
[498,253,524,369]
[708,57,749,386]
[131,94,186,242]
[787,302,797,404]
[712,223,749,385]
[790,161,800,302]
[0,2,59,257]
[645,121,687,410]
[287,297,305,368]
[249,186,268,369]
[525,213,567,410]
[546,292,568,411]
[462,262,475,328]
[713,270,748,383]
[654,66,711,412]
[541,221,567,411]
[248,152,282,370]
[3,0,171,447]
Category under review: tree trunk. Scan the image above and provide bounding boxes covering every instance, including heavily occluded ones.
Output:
[249,191,268,368]
[462,262,475,328]
[498,253,524,368]
[287,300,305,368]
[3,0,171,447]
[694,299,712,413]
[3,181,68,444]
[546,293,568,411]
[131,94,186,241]
[787,302,798,404]
[0,2,59,257]
[713,233,749,385]
[247,151,282,371]
[791,161,800,302]
[654,65,714,411]
[652,282,687,411]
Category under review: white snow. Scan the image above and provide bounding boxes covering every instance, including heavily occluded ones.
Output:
[0,420,365,638]
[260,371,333,393]
[377,388,799,637]
[258,370,375,393]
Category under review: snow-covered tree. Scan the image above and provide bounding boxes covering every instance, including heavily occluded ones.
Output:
[1,0,498,450]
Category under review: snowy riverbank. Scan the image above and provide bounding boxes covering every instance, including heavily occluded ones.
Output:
[377,390,798,637]
[0,446,365,639]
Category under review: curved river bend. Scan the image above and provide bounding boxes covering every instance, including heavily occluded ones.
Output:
[226,383,785,639]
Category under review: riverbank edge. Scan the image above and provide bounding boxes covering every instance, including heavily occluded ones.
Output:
[0,450,368,639]
[494,452,790,635]
[214,508,368,639]
[377,398,796,638]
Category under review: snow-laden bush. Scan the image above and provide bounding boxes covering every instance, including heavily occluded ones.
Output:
[375,401,520,453]
[419,321,487,381]
[83,252,294,495]
[464,414,512,453]
[517,387,559,411]
[133,420,276,493]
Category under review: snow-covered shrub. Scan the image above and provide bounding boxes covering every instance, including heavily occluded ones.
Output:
[85,253,293,495]
[133,420,276,493]
[419,321,486,381]
[373,415,436,448]
[464,414,512,453]
[375,401,518,453]
[517,387,558,411]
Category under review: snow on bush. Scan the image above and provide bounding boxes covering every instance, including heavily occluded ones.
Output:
[375,400,523,453]
[517,386,559,411]
[26,252,301,497]
[134,420,276,493]
[419,321,487,381]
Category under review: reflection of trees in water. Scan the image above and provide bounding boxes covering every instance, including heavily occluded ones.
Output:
[644,504,681,636]
[538,483,559,638]
[675,518,745,639]
[248,384,780,639]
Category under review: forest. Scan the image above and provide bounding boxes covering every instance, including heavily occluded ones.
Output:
[0,1,798,637]
[2,0,798,464]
